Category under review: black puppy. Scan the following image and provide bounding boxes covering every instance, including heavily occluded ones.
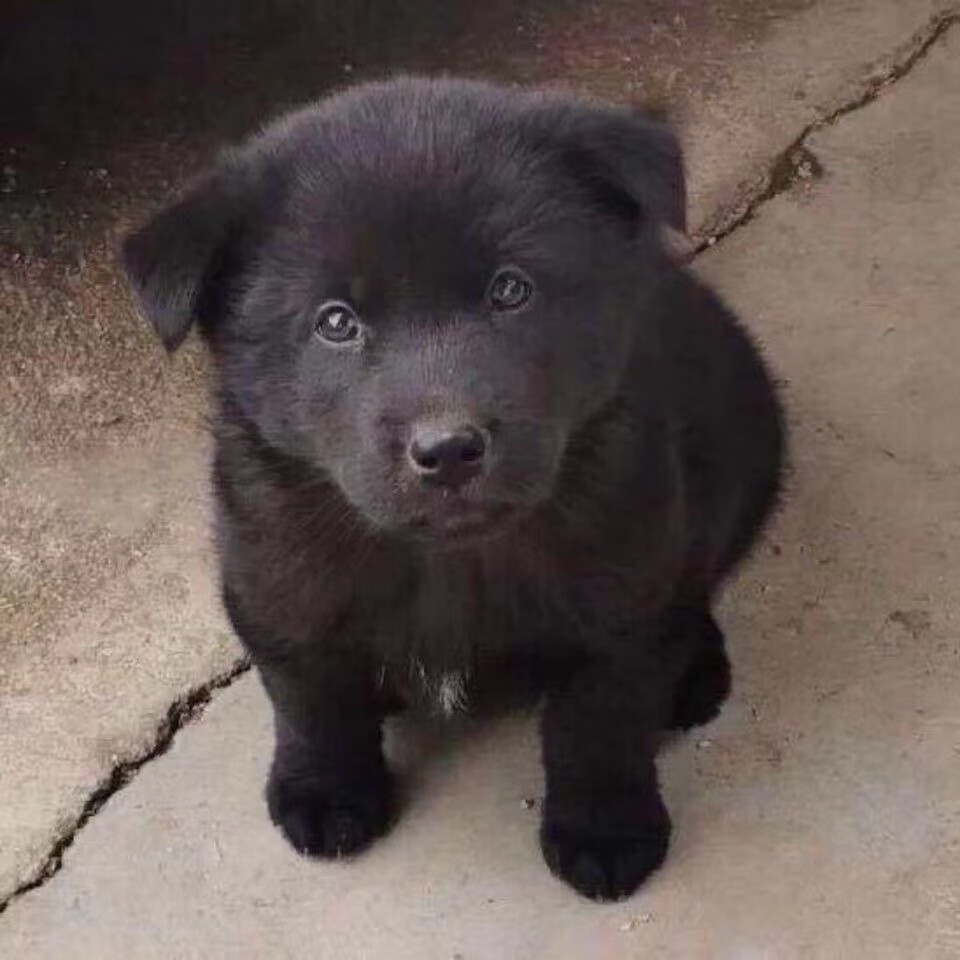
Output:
[122,77,783,901]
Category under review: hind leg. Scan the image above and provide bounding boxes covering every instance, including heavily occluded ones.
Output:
[668,609,731,731]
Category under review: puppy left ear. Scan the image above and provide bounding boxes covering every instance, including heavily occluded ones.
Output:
[532,100,687,236]
[120,159,248,352]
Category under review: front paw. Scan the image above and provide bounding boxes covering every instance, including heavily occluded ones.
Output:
[540,798,671,901]
[266,769,393,858]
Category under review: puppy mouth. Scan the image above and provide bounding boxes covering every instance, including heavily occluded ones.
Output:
[403,501,518,546]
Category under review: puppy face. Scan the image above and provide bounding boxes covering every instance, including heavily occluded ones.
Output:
[123,79,685,543]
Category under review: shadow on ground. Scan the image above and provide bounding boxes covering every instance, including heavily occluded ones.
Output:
[0,0,808,460]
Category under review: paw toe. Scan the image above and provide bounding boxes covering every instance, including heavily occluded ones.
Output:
[540,818,670,901]
[267,774,392,858]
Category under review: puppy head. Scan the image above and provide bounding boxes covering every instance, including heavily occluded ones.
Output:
[122,78,685,544]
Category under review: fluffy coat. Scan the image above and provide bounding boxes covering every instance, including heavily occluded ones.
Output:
[122,77,784,901]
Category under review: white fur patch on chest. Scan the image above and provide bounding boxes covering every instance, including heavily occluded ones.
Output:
[436,671,468,715]
[413,660,469,716]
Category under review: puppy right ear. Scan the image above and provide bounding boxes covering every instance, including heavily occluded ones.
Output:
[121,165,245,351]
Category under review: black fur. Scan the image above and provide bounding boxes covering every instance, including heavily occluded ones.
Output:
[122,77,783,901]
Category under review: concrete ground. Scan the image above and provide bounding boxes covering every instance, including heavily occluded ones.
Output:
[1,1,959,956]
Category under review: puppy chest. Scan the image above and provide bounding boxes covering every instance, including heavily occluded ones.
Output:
[370,553,534,705]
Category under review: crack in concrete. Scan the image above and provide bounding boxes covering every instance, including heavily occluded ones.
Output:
[1,4,958,925]
[0,657,251,917]
[693,10,960,252]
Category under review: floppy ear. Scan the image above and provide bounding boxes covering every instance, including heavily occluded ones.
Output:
[532,100,687,236]
[120,164,246,351]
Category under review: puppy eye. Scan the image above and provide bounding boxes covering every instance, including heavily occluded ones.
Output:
[488,267,534,311]
[314,300,363,345]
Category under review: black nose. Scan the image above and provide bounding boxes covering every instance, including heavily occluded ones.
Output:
[408,423,487,487]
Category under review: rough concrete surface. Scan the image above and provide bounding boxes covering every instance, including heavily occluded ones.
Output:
[1,0,959,954]
[6,0,954,904]
[0,436,243,896]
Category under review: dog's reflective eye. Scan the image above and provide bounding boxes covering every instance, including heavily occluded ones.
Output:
[488,267,534,311]
[315,301,363,345]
